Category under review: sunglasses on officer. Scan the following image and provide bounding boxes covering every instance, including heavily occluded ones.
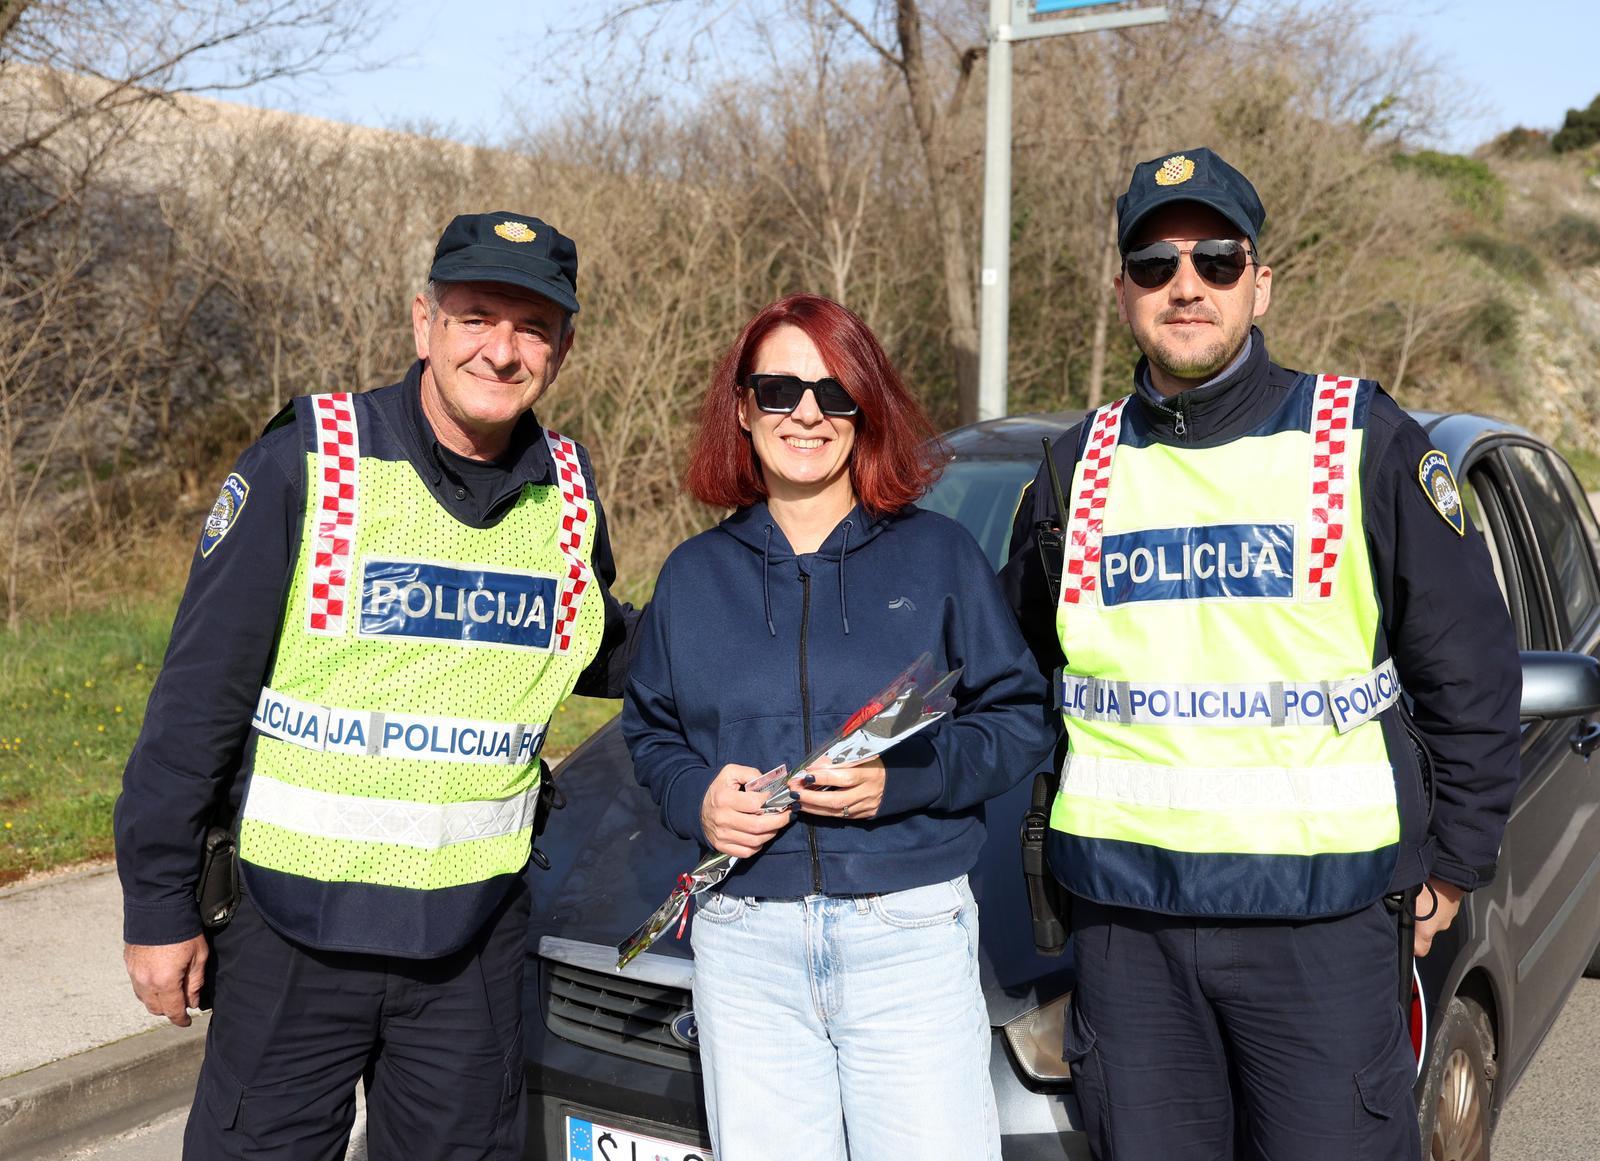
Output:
[1122,238,1258,290]
[744,373,860,418]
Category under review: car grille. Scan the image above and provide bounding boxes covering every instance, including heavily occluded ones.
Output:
[544,959,699,1073]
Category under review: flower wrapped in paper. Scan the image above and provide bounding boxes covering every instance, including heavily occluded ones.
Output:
[616,653,963,970]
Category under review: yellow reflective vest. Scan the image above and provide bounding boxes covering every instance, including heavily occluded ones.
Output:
[240,391,603,955]
[1051,375,1402,917]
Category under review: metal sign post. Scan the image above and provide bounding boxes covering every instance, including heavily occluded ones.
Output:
[977,0,1168,420]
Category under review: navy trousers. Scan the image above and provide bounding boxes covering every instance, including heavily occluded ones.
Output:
[183,878,530,1161]
[1065,896,1421,1161]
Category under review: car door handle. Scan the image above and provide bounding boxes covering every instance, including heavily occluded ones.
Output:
[1571,719,1600,760]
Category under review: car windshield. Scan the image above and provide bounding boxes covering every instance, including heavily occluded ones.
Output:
[919,457,1038,569]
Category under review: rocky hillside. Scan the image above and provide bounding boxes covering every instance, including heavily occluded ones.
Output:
[1460,149,1600,481]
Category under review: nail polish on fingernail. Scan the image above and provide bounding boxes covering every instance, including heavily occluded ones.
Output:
[802,774,816,787]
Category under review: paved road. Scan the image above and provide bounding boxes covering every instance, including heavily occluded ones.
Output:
[44,980,1600,1159]
[1493,977,1600,1158]
[42,1090,368,1160]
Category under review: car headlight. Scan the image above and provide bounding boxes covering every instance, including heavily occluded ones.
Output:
[1002,991,1072,1083]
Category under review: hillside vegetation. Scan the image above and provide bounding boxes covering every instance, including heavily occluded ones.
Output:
[2,2,1599,628]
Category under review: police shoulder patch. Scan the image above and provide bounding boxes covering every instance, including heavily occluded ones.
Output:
[200,473,249,557]
[1417,450,1464,537]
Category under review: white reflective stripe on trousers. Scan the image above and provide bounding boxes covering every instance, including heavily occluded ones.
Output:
[1060,752,1397,812]
[243,773,540,850]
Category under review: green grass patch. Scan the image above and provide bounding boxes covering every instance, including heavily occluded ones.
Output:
[0,595,622,881]
[1537,212,1600,267]
[0,599,176,882]
[1457,232,1546,284]
[1394,150,1505,220]
[1558,445,1600,492]
[546,696,621,762]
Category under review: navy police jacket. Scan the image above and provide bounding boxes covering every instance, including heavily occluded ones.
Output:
[115,363,636,947]
[622,501,1058,899]
[1001,330,1522,897]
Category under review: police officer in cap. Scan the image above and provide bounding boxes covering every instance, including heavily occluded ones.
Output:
[1003,149,1520,1159]
[116,212,635,1159]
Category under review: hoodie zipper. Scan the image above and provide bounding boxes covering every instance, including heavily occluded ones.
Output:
[798,570,823,894]
[1171,393,1189,440]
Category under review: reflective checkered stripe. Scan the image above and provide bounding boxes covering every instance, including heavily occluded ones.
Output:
[307,393,360,635]
[240,394,604,952]
[1307,374,1358,597]
[1051,375,1398,918]
[545,430,594,653]
[1059,398,1127,607]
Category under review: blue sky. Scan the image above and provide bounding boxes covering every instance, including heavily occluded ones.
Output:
[210,1,1599,153]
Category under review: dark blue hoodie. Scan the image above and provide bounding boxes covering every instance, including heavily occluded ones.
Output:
[622,501,1057,898]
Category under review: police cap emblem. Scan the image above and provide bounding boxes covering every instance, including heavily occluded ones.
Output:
[493,220,537,243]
[1155,155,1196,187]
[1418,450,1465,537]
[200,472,250,558]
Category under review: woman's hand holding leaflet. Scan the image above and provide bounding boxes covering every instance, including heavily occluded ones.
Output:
[789,755,887,821]
[702,764,794,857]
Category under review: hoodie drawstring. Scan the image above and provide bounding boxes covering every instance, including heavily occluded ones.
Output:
[839,519,852,635]
[762,524,776,637]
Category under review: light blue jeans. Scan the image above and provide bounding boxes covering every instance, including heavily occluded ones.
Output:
[689,876,999,1161]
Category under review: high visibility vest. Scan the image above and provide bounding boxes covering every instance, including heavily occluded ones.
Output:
[1051,374,1400,918]
[239,392,604,956]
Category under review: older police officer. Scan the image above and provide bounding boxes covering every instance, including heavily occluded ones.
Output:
[1003,150,1520,1160]
[116,213,634,1160]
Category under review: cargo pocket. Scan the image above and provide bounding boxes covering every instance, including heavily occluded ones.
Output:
[1353,1016,1417,1156]
[1062,996,1111,1147]
[194,1040,246,1135]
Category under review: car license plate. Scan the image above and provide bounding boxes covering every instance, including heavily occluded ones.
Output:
[566,1115,713,1161]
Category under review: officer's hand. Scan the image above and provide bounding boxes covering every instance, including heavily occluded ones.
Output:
[789,756,886,822]
[124,936,208,1027]
[701,764,792,858]
[1413,878,1465,958]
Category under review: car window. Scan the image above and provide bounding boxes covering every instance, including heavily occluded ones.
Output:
[1461,455,1547,650]
[919,458,1037,569]
[1547,450,1600,643]
[1504,445,1600,646]
[1458,469,1508,606]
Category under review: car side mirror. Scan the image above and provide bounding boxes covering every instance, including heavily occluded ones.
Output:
[1519,651,1600,721]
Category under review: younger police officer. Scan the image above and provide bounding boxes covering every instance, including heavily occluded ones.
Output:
[116,213,635,1160]
[1003,150,1520,1160]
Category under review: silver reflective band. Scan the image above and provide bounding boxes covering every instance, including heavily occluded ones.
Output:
[1060,752,1397,812]
[1059,658,1401,735]
[252,687,546,764]
[244,773,540,850]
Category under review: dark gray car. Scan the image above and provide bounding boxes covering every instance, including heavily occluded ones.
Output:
[520,411,1600,1161]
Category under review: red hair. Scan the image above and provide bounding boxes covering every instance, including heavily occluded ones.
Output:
[685,294,945,516]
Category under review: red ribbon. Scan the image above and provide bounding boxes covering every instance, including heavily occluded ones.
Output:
[675,873,696,940]
[839,697,887,739]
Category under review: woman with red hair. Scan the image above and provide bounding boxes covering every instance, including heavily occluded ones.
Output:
[622,294,1054,1160]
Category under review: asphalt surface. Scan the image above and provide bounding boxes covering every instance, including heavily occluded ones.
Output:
[42,1093,369,1159]
[1492,977,1600,1158]
[0,866,170,1080]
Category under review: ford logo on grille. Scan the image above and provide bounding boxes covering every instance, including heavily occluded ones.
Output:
[670,1010,699,1050]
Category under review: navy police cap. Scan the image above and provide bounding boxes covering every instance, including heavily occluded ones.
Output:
[1116,148,1265,255]
[429,212,580,313]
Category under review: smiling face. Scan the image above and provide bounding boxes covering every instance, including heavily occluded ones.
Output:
[1114,202,1272,396]
[412,280,574,458]
[740,324,857,509]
